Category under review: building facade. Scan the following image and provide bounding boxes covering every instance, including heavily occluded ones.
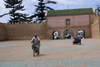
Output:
[46,8,95,39]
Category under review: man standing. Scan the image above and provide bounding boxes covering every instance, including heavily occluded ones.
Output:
[31,34,40,55]
[77,33,82,44]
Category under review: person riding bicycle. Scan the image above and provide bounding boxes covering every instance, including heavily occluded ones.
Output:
[31,34,40,55]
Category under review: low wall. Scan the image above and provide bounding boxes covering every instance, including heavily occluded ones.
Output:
[0,23,6,41]
[5,21,46,40]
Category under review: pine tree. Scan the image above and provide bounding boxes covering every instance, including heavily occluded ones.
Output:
[0,0,30,24]
[95,4,100,15]
[30,0,57,21]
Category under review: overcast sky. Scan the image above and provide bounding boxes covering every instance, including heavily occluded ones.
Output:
[0,0,100,23]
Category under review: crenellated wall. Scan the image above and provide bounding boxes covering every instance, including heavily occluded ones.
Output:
[0,21,46,41]
[0,23,6,41]
[5,21,47,40]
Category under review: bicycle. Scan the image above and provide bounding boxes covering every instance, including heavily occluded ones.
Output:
[32,45,38,57]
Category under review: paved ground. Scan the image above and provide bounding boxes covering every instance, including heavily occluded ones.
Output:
[0,39,100,67]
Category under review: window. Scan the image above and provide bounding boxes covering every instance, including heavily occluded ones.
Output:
[66,19,70,25]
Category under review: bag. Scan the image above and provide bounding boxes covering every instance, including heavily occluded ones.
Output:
[74,38,78,41]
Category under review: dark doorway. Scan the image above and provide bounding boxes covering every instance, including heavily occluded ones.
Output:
[52,31,60,40]
[64,30,73,39]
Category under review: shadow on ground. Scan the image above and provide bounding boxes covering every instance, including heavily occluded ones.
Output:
[38,54,46,56]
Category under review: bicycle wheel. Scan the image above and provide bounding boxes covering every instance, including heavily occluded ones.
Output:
[33,49,35,57]
[36,48,39,56]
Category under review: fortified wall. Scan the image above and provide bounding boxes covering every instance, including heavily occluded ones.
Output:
[0,21,46,41]
[0,23,6,41]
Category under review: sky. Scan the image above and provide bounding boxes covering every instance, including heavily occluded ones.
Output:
[0,0,100,23]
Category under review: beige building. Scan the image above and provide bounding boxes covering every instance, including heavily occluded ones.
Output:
[91,12,100,38]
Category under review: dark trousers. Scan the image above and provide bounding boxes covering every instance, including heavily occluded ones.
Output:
[79,39,81,44]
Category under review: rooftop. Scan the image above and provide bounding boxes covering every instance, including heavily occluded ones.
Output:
[47,8,95,16]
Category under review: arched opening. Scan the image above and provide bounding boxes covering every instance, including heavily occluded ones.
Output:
[52,31,60,40]
[78,30,85,38]
[64,30,73,39]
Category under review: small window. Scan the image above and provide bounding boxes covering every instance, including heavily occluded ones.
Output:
[66,19,70,25]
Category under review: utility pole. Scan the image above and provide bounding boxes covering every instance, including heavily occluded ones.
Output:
[68,5,69,9]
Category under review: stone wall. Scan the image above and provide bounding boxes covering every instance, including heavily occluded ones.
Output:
[91,14,100,38]
[0,21,46,41]
[0,23,6,41]
[5,21,46,40]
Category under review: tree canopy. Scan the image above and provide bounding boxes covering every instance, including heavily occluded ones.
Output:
[0,0,30,24]
[95,4,100,15]
[30,0,57,21]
